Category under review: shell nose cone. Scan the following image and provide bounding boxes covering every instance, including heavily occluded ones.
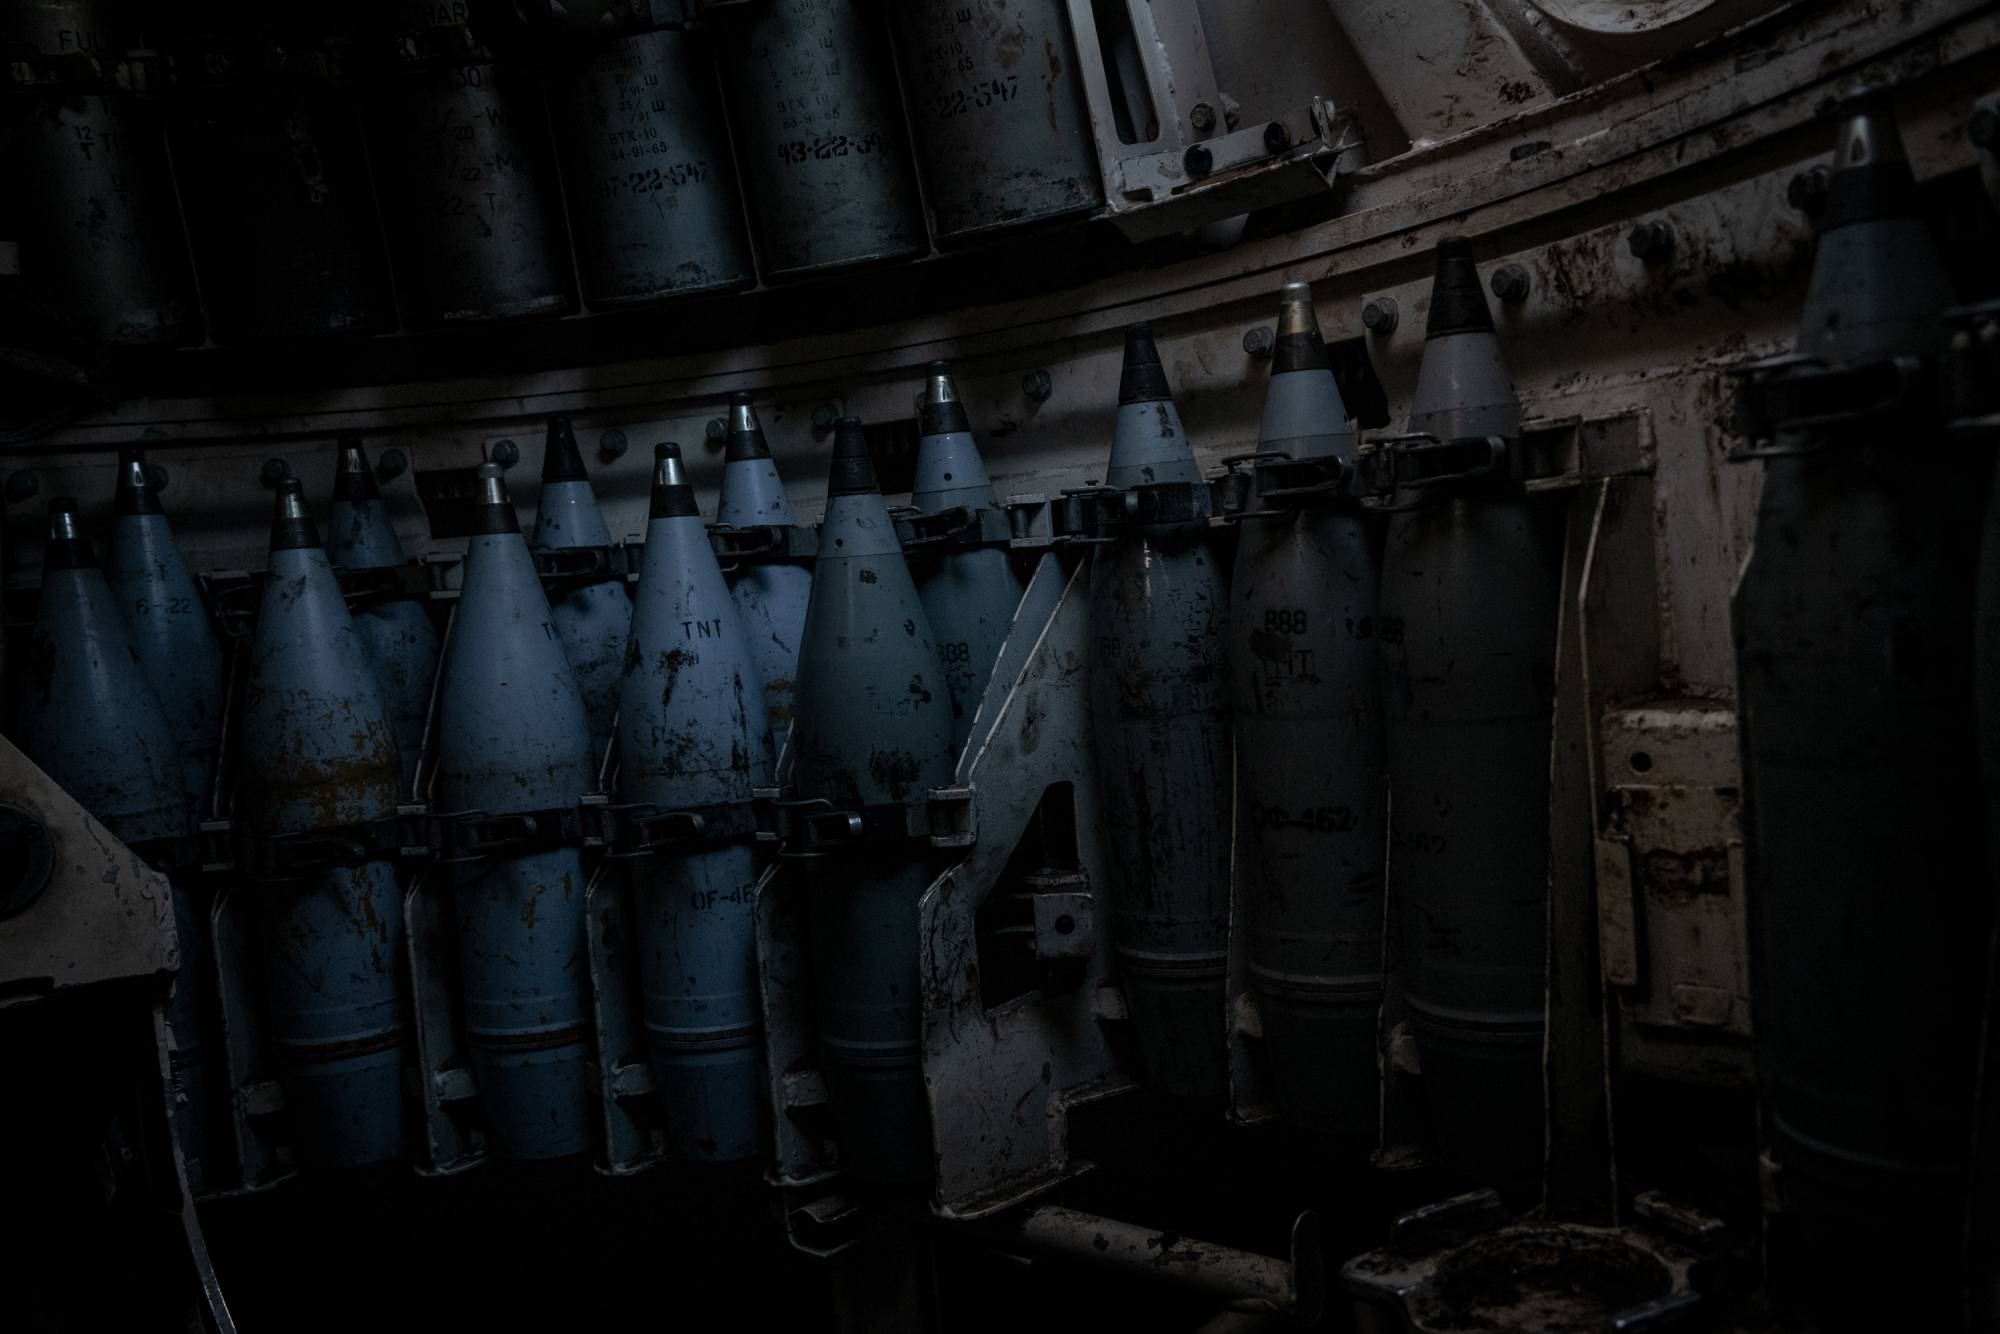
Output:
[48,497,82,541]
[44,497,95,568]
[334,437,381,501]
[825,418,880,497]
[1425,235,1495,340]
[270,478,322,552]
[114,446,163,515]
[653,441,689,487]
[1276,283,1320,338]
[475,461,511,504]
[727,394,771,462]
[1833,86,1907,170]
[542,415,589,483]
[1820,86,1920,228]
[923,361,962,407]
[1272,284,1332,374]
[1118,323,1173,405]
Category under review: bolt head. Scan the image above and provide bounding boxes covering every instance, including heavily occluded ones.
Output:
[1022,369,1054,403]
[1361,298,1398,334]
[1787,166,1829,214]
[1627,221,1673,263]
[376,448,409,481]
[259,458,291,487]
[490,439,520,469]
[4,470,39,504]
[1490,264,1530,304]
[1184,143,1213,178]
[1190,102,1216,132]
[598,428,628,462]
[145,462,168,492]
[705,418,727,442]
[1263,121,1292,154]
[1242,326,1275,359]
[811,404,838,431]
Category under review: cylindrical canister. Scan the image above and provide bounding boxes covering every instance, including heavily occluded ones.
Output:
[717,394,814,750]
[892,0,1101,243]
[1231,284,1385,1140]
[14,499,218,1189]
[325,439,440,796]
[435,464,596,1160]
[715,0,926,278]
[908,362,1026,755]
[172,16,396,341]
[790,420,956,1182]
[105,449,227,820]
[367,8,574,324]
[238,482,411,1167]
[532,418,632,767]
[547,24,753,305]
[1378,239,1557,1201]
[621,443,775,1161]
[2,0,198,345]
[1736,94,1989,1327]
[1089,325,1232,1102]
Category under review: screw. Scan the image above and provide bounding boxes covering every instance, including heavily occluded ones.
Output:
[1787,165,1829,216]
[376,448,409,482]
[705,418,726,443]
[1971,104,1999,152]
[1189,102,1216,133]
[598,428,628,463]
[5,470,39,504]
[1490,263,1531,305]
[1022,369,1053,403]
[490,439,519,469]
[259,458,291,488]
[1184,143,1213,178]
[1242,326,1275,360]
[811,403,839,432]
[1627,220,1675,265]
[1361,297,1399,335]
[1263,121,1292,154]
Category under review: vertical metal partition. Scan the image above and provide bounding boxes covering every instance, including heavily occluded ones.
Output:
[1060,0,1344,238]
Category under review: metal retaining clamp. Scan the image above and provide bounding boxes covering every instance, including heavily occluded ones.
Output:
[773,796,945,859]
[708,523,818,566]
[1215,452,1350,519]
[892,505,1015,551]
[594,799,762,861]
[1726,351,1936,458]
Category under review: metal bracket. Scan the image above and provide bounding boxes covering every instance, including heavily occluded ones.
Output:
[401,870,487,1176]
[0,735,182,1003]
[1577,472,1752,1087]
[582,864,667,1176]
[918,554,1139,1219]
